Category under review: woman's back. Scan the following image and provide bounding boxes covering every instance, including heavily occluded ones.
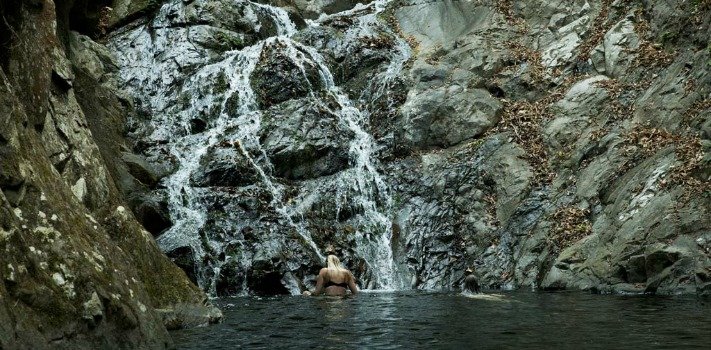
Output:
[322,268,350,284]
[303,255,358,296]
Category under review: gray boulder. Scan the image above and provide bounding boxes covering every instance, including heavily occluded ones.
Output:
[261,97,352,179]
[399,86,502,150]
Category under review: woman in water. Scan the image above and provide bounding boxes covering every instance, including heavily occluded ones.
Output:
[303,255,358,296]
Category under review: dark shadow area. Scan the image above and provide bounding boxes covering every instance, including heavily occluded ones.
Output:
[248,261,290,296]
[0,1,23,70]
[68,0,112,37]
[54,0,112,41]
[167,246,199,285]
[248,271,290,296]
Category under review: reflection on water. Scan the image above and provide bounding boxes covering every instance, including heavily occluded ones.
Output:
[173,292,711,349]
[320,297,353,345]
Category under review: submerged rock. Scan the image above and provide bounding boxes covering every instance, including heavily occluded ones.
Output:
[157,303,223,331]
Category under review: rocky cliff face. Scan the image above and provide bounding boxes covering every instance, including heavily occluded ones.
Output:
[388,0,711,294]
[0,1,220,348]
[103,0,710,298]
[389,0,711,294]
[4,0,709,344]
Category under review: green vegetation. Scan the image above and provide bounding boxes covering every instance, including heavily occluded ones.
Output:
[213,31,244,51]
[659,31,678,45]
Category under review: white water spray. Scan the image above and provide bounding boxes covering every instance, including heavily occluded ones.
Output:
[110,0,411,293]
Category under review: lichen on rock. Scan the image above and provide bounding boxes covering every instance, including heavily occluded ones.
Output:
[0,0,220,348]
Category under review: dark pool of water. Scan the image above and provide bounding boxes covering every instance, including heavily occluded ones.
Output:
[173,291,711,349]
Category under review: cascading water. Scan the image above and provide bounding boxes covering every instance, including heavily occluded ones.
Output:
[109,0,411,294]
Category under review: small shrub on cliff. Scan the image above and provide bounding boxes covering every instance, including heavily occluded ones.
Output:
[506,42,546,83]
[360,35,394,50]
[622,127,708,194]
[493,0,525,29]
[629,7,677,68]
[691,0,711,24]
[632,40,675,68]
[593,79,651,121]
[492,98,560,184]
[549,206,592,252]
[97,7,113,36]
[577,0,613,62]
[380,8,419,51]
[683,98,711,126]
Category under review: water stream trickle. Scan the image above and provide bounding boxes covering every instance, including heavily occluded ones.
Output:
[110,0,410,293]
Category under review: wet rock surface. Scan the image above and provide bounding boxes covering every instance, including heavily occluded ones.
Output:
[0,0,219,348]
[2,1,710,345]
[260,97,353,179]
[102,0,711,299]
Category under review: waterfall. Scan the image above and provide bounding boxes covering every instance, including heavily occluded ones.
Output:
[109,0,411,293]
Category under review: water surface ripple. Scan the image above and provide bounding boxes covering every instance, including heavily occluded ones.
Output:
[173,292,711,349]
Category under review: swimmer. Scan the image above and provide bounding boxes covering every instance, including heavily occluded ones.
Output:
[460,268,511,302]
[462,293,509,301]
[302,255,358,296]
[463,267,481,294]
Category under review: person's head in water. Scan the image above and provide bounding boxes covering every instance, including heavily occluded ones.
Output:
[463,267,481,294]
